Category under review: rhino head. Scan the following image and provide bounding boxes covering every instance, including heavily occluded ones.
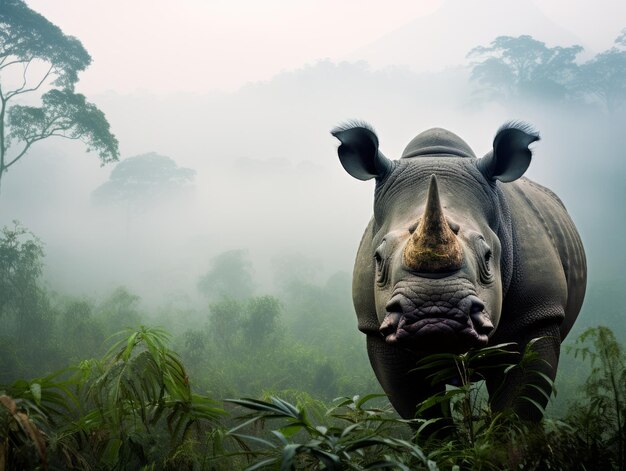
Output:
[332,121,539,353]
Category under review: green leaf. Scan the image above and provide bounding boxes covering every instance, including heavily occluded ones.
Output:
[416,389,465,414]
[28,383,41,406]
[272,429,290,445]
[365,460,410,470]
[229,433,277,449]
[244,458,279,471]
[356,393,387,409]
[519,395,546,414]
[310,448,341,468]
[281,444,300,471]
[101,438,122,467]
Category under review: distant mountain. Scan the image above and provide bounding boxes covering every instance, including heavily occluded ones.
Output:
[346,0,588,73]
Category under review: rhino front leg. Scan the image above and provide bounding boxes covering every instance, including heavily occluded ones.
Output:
[486,323,561,421]
[366,335,450,430]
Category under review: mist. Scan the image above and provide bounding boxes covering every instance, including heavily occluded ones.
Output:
[1,60,622,311]
[1,0,626,467]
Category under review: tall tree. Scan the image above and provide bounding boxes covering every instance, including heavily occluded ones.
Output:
[467,35,582,101]
[91,152,195,207]
[575,28,626,113]
[0,0,119,194]
[0,221,49,353]
[92,152,195,237]
[198,250,255,301]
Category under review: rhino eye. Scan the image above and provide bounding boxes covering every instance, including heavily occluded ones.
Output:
[374,251,383,267]
[484,249,492,264]
[475,237,495,285]
[374,240,389,286]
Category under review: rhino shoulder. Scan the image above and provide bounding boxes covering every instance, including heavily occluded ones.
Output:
[501,177,586,339]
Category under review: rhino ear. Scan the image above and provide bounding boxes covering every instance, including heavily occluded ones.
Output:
[331,121,392,181]
[478,122,540,183]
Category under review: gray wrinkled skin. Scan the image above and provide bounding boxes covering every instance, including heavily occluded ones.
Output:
[335,123,587,423]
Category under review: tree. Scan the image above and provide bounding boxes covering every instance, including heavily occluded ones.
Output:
[617,28,626,48]
[96,286,143,336]
[92,152,195,207]
[197,250,255,300]
[0,222,58,379]
[242,295,281,346]
[467,35,582,101]
[575,28,626,113]
[92,152,195,237]
[0,0,119,194]
[0,221,46,341]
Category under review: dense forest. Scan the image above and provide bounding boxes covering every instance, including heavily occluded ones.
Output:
[2,0,626,469]
[2,224,626,470]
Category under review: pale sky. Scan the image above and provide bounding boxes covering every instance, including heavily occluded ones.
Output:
[24,0,626,94]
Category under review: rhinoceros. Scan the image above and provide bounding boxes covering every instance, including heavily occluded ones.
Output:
[332,121,587,421]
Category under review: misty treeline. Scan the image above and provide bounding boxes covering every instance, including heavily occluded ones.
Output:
[468,32,626,111]
[2,1,626,469]
[2,223,626,470]
[0,222,374,398]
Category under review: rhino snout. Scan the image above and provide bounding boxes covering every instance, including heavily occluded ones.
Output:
[379,291,494,345]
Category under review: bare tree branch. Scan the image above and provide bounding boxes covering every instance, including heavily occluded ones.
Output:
[4,120,75,170]
[48,133,81,140]
[0,57,29,71]
[6,63,54,100]
[9,59,33,96]
[4,141,33,170]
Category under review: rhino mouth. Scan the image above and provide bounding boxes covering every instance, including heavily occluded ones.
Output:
[380,288,494,352]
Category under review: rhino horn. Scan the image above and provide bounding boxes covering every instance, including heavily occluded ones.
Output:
[403,175,463,273]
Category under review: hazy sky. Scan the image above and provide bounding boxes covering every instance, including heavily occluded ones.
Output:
[26,0,626,94]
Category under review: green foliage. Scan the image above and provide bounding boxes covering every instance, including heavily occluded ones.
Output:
[198,249,255,300]
[0,221,44,320]
[565,326,626,470]
[3,321,626,469]
[0,0,119,193]
[96,287,143,335]
[188,289,371,402]
[82,326,225,469]
[55,298,104,363]
[0,0,91,88]
[1,368,90,470]
[0,221,56,379]
[2,225,624,469]
[1,326,225,470]
[411,340,563,470]
[207,296,280,352]
[226,394,437,471]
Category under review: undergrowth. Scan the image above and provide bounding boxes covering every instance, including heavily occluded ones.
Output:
[1,326,624,470]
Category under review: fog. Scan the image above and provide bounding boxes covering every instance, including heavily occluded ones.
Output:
[3,3,626,467]
[1,0,625,378]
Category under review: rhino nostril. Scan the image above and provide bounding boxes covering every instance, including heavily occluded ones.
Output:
[380,312,401,337]
[466,296,493,335]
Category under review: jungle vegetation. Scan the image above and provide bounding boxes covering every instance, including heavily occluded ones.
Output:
[1,2,625,470]
[1,223,625,470]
